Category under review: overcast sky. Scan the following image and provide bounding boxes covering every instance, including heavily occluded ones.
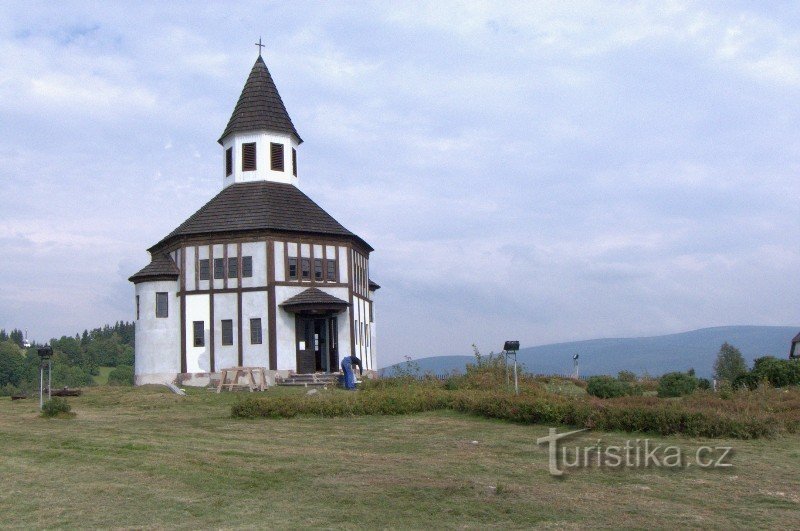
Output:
[1,1,799,366]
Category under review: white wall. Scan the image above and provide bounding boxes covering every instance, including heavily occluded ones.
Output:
[185,293,210,372]
[221,131,300,188]
[241,291,269,367]
[134,279,180,384]
[213,293,238,369]
[241,241,266,289]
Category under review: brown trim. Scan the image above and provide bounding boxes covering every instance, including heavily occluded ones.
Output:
[310,243,315,286]
[237,242,243,366]
[194,245,199,291]
[223,244,228,290]
[283,240,290,282]
[347,244,355,358]
[180,247,187,373]
[178,286,269,296]
[149,229,373,257]
[209,244,215,373]
[267,239,277,370]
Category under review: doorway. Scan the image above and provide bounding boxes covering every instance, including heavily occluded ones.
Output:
[295,315,339,373]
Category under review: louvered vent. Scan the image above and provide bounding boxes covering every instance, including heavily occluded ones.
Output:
[242,142,257,171]
[292,147,297,176]
[270,142,284,171]
[225,147,233,176]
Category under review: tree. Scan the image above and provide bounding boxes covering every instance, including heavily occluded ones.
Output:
[713,342,747,383]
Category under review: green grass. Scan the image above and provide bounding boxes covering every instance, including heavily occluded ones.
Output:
[92,366,114,385]
[1,386,798,528]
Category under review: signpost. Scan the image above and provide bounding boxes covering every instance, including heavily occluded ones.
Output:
[504,341,520,395]
[37,345,52,410]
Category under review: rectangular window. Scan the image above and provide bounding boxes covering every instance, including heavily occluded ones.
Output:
[193,321,204,347]
[242,256,253,278]
[225,147,233,176]
[250,318,262,344]
[369,302,374,322]
[221,320,233,346]
[270,142,284,171]
[301,258,310,280]
[242,142,256,171]
[214,258,224,279]
[227,257,238,279]
[199,259,210,280]
[326,259,337,281]
[136,295,140,320]
[314,258,323,281]
[155,292,168,318]
[292,147,297,176]
[288,257,298,280]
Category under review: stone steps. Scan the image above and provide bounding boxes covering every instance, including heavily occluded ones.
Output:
[277,372,341,387]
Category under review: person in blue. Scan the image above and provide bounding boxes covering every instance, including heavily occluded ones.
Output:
[340,355,363,390]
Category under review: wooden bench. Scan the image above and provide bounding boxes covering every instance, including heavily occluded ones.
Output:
[216,367,268,393]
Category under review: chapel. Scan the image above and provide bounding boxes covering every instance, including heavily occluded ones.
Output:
[129,50,377,385]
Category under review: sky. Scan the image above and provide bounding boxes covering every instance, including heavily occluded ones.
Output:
[1,1,799,367]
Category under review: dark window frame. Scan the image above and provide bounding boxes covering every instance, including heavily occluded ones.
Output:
[155,292,168,318]
[193,321,205,347]
[301,257,310,280]
[242,142,257,171]
[213,258,225,279]
[326,259,337,282]
[292,147,297,176]
[250,318,262,345]
[136,295,140,320]
[221,320,234,346]
[270,142,284,171]
[242,256,253,278]
[225,147,233,176]
[314,258,323,281]
[199,259,210,281]
[227,257,238,279]
[288,257,298,280]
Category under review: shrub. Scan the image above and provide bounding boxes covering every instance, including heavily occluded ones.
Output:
[586,376,639,399]
[617,370,637,382]
[697,378,712,390]
[750,357,800,388]
[41,397,73,418]
[108,365,134,386]
[657,372,698,397]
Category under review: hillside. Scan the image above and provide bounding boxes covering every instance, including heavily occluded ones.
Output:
[382,326,798,378]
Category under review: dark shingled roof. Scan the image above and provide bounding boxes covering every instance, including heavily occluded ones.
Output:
[280,288,349,308]
[368,280,381,291]
[218,56,301,144]
[149,181,372,252]
[129,254,180,284]
[792,332,800,343]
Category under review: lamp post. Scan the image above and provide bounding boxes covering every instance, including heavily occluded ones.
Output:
[37,345,53,410]
[504,341,520,395]
[573,353,579,379]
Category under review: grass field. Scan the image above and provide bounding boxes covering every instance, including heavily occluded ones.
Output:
[1,386,798,529]
[91,366,114,386]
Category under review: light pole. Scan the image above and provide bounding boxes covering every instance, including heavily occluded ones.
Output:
[504,341,520,395]
[37,345,53,410]
[573,353,579,379]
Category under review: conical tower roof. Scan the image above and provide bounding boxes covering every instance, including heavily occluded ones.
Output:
[218,55,301,144]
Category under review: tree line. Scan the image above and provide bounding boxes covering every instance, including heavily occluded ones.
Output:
[0,322,135,395]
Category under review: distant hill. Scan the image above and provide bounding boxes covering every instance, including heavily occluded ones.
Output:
[381,326,798,379]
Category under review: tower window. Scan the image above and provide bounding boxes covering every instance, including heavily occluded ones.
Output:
[225,147,233,176]
[326,259,337,282]
[221,320,233,346]
[242,142,257,171]
[199,259,210,280]
[250,318,262,344]
[288,257,298,280]
[314,258,323,281]
[301,258,310,280]
[214,258,225,279]
[270,142,284,171]
[193,321,205,347]
[136,295,140,320]
[292,147,297,176]
[155,292,168,318]
[227,257,238,279]
[242,256,253,278]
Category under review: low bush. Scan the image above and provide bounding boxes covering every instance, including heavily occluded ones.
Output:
[735,357,800,389]
[657,372,698,397]
[586,376,641,399]
[41,397,74,418]
[108,365,134,386]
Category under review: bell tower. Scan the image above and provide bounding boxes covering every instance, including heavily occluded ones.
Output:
[218,46,302,189]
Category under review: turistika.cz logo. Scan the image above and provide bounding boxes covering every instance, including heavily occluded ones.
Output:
[536,428,734,476]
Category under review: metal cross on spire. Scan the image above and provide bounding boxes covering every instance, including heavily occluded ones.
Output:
[255,37,265,57]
